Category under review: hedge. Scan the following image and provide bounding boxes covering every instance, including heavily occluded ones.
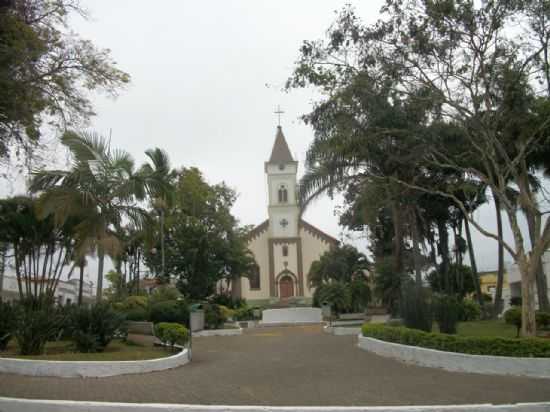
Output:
[361,324,550,358]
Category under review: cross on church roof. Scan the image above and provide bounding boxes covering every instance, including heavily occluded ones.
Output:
[274,105,284,126]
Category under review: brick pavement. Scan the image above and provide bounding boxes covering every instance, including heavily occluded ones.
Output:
[0,325,549,406]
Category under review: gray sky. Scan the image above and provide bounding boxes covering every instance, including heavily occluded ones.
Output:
[2,0,522,282]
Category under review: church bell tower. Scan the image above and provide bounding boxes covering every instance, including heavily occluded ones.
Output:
[265,126,300,239]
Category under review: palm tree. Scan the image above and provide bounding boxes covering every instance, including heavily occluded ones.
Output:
[139,148,176,282]
[30,131,148,302]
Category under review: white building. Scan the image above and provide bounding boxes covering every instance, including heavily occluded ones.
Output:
[0,272,94,305]
[507,251,550,308]
[232,126,338,305]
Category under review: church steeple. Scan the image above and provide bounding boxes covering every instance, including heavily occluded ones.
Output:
[268,126,294,164]
[265,126,299,238]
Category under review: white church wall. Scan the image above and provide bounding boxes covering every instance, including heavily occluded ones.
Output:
[269,209,300,238]
[244,229,271,300]
[273,242,299,292]
[267,173,298,205]
[300,227,333,298]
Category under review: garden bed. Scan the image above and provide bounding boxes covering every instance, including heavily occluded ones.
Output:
[0,338,171,361]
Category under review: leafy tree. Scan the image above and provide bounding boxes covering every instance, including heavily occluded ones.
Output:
[0,0,129,161]
[308,244,369,288]
[144,167,255,300]
[427,264,476,299]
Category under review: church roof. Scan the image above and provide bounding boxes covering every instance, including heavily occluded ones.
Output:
[268,126,295,164]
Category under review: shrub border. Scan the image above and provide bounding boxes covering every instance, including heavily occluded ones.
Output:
[0,347,189,378]
[357,334,550,378]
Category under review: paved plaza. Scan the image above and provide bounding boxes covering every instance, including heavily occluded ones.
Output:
[0,325,549,406]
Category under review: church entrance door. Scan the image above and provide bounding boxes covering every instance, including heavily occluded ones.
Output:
[279,276,294,299]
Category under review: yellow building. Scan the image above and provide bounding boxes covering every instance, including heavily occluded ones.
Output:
[478,270,509,297]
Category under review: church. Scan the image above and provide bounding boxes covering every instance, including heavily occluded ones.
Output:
[233,126,338,305]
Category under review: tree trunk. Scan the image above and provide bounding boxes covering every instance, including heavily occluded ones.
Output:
[391,201,403,275]
[0,244,5,298]
[78,264,84,306]
[436,219,451,294]
[410,207,422,287]
[160,208,166,280]
[494,193,505,315]
[519,256,538,337]
[464,217,483,306]
[96,248,105,302]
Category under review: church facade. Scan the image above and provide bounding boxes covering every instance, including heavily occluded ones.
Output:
[234,126,338,304]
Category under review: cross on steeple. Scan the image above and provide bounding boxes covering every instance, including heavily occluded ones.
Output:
[274,105,284,126]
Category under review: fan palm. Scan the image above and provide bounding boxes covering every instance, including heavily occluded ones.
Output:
[138,148,176,281]
[29,131,148,301]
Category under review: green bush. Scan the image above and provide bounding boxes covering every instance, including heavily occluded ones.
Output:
[117,295,148,311]
[68,303,126,353]
[536,311,550,330]
[349,278,371,313]
[233,306,255,321]
[400,282,432,332]
[209,294,247,309]
[149,300,189,325]
[149,286,182,305]
[433,294,461,334]
[13,298,65,355]
[0,301,16,351]
[204,303,226,329]
[124,307,148,322]
[154,322,189,349]
[313,282,352,315]
[362,324,550,357]
[459,299,481,321]
[504,307,522,337]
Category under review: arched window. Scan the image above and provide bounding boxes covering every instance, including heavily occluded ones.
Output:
[278,185,288,203]
[282,245,288,257]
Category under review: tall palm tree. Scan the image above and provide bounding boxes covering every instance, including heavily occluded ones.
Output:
[139,148,176,282]
[30,131,148,302]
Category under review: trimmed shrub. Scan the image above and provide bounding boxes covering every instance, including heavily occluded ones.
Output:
[433,294,461,334]
[400,282,432,332]
[204,303,226,329]
[118,295,148,311]
[0,301,16,351]
[536,311,550,330]
[459,299,481,321]
[362,324,550,358]
[69,303,126,353]
[149,300,189,325]
[154,322,189,349]
[218,305,235,321]
[504,307,522,337]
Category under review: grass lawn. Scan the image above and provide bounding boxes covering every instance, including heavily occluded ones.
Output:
[1,338,174,361]
[456,320,518,339]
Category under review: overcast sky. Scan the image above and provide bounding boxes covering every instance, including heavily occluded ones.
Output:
[2,1,522,284]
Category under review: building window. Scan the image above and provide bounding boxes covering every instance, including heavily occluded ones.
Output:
[278,185,288,203]
[282,245,288,257]
[250,264,260,290]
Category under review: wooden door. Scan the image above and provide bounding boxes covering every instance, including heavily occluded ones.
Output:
[279,276,294,299]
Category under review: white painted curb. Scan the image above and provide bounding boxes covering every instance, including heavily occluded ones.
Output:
[358,335,550,379]
[0,398,549,412]
[193,328,242,337]
[323,326,361,336]
[0,347,189,378]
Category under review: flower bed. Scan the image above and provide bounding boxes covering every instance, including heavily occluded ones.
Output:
[361,324,550,358]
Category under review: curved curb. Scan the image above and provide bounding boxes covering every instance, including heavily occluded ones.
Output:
[0,347,189,378]
[0,397,549,412]
[193,328,243,337]
[358,335,550,379]
[323,325,361,336]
